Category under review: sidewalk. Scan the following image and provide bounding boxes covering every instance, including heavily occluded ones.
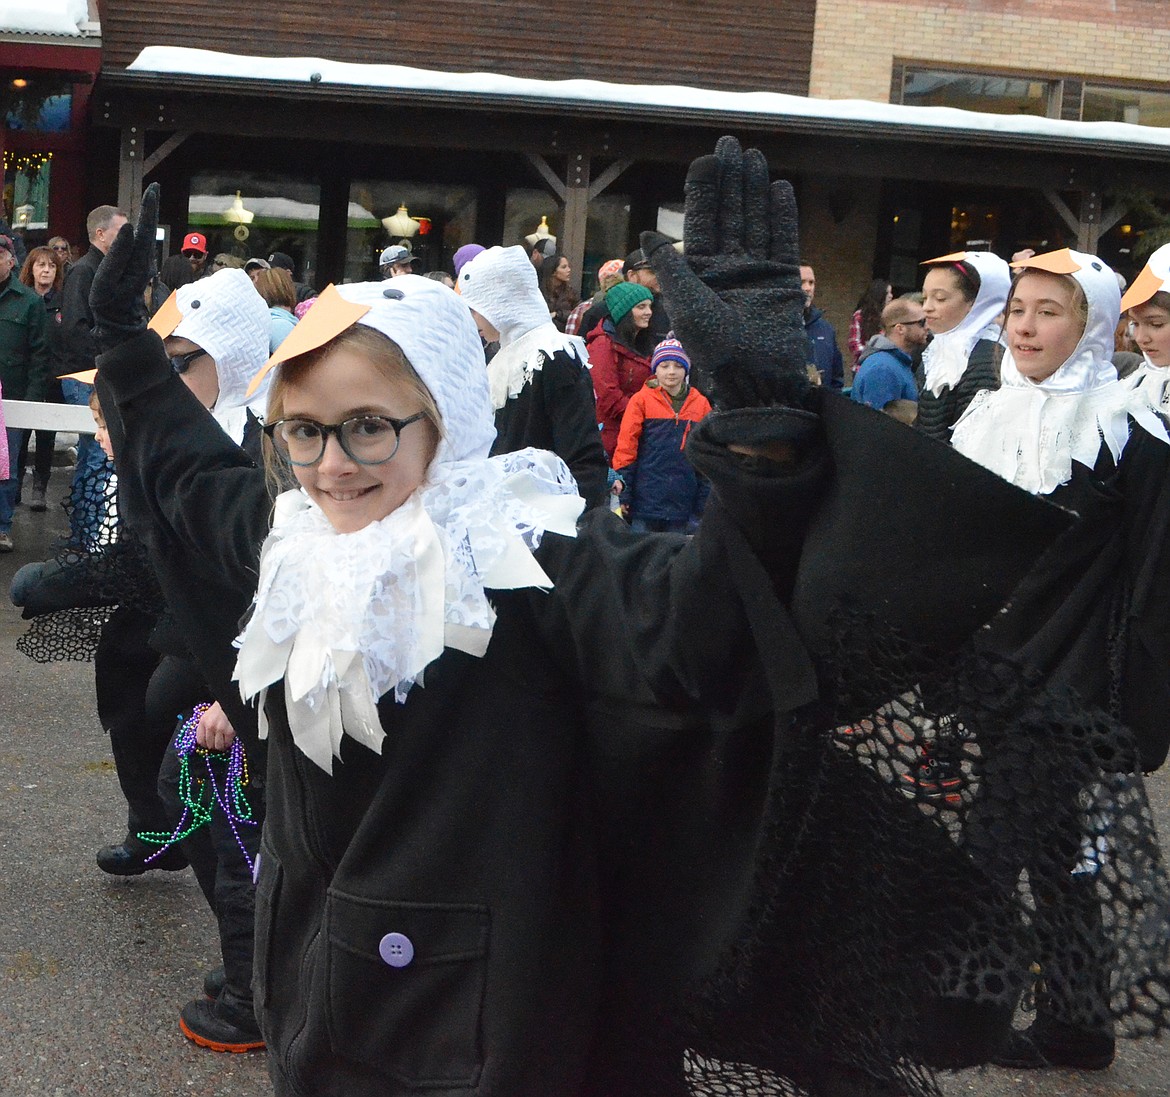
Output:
[0,501,1165,1095]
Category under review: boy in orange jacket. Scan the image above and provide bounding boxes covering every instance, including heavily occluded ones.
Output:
[612,338,712,533]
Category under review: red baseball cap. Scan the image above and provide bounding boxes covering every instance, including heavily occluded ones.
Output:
[181,232,207,256]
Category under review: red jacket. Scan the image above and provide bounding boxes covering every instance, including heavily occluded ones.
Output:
[585,320,651,460]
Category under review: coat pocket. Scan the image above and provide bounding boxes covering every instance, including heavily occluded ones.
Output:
[252,844,283,1013]
[325,890,490,1089]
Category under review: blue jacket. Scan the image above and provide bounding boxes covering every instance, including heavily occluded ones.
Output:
[804,307,843,390]
[851,338,918,411]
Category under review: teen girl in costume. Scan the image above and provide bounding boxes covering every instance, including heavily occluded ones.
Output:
[953,248,1170,1070]
[916,250,1011,443]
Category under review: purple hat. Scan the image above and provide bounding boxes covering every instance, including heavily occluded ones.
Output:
[453,243,485,276]
[651,337,690,375]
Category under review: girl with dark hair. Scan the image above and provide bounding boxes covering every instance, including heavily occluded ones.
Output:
[17,245,65,510]
[848,278,892,372]
[539,252,579,332]
[584,281,654,459]
[916,252,1010,443]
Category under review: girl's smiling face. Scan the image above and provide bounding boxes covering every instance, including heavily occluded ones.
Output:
[922,267,974,336]
[280,343,439,533]
[630,300,654,330]
[1006,271,1086,384]
[1129,301,1170,367]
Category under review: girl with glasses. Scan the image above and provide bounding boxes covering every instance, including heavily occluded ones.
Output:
[85,148,1170,1096]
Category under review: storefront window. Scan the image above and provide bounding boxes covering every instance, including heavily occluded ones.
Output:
[2,151,51,233]
[187,172,321,284]
[346,181,477,282]
[4,78,72,133]
[504,188,631,296]
[1083,86,1170,128]
[901,68,1055,118]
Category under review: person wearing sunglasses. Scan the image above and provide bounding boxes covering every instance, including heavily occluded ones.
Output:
[852,296,930,424]
[48,236,73,269]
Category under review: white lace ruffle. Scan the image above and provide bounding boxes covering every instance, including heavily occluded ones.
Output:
[487,322,588,411]
[233,448,583,773]
[952,379,1169,495]
[921,322,1002,397]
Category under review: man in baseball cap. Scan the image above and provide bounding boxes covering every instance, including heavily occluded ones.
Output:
[379,244,421,278]
[181,232,208,277]
[622,247,671,343]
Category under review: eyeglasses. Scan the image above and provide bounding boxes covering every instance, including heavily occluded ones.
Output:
[264,413,428,467]
[170,347,208,374]
[51,244,69,253]
[900,318,927,328]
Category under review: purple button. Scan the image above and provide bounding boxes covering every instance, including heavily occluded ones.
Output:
[252,853,262,885]
[378,932,414,968]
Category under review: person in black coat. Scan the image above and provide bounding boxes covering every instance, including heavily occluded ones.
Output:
[87,148,1170,1097]
[458,244,609,509]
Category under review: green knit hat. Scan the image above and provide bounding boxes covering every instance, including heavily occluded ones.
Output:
[606,281,653,325]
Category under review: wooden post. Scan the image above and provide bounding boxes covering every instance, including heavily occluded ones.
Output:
[562,153,590,297]
[117,125,144,216]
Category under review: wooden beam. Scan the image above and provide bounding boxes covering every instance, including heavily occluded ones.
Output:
[117,125,145,216]
[525,152,566,201]
[1042,188,1080,236]
[588,158,633,200]
[143,130,191,176]
[562,153,590,297]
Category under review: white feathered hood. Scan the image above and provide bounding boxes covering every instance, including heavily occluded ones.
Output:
[457,245,588,410]
[953,248,1169,494]
[921,250,1011,396]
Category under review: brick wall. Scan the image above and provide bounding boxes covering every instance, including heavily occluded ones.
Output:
[811,0,1170,101]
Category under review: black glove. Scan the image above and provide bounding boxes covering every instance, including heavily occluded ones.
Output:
[640,136,811,411]
[90,182,160,354]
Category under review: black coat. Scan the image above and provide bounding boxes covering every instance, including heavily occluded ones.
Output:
[488,347,610,510]
[914,337,1000,444]
[95,339,1077,1097]
[57,246,103,378]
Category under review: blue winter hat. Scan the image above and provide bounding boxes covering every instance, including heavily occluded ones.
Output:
[651,337,690,375]
[605,281,653,325]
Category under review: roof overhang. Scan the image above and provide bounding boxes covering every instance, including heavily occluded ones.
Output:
[94,47,1170,191]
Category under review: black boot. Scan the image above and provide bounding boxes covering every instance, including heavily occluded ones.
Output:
[96,835,187,876]
[993,1017,1115,1071]
[179,990,264,1053]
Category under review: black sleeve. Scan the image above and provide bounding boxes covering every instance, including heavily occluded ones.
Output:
[58,259,97,377]
[95,330,270,588]
[540,351,610,510]
[529,407,828,717]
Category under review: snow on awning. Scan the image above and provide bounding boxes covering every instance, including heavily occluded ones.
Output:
[1,0,91,36]
[124,46,1170,157]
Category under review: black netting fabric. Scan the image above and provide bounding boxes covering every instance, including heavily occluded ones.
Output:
[16,462,163,663]
[656,611,1170,1097]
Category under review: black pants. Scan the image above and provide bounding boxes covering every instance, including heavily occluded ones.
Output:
[158,697,265,1011]
[95,608,173,836]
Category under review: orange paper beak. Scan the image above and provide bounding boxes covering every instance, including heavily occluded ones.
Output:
[1121,263,1167,313]
[245,284,370,399]
[921,251,970,266]
[62,369,97,384]
[1010,248,1082,276]
[148,290,183,338]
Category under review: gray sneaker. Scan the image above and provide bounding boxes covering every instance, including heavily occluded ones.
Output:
[28,486,47,512]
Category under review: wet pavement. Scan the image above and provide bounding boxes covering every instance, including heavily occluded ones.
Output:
[0,489,1166,1095]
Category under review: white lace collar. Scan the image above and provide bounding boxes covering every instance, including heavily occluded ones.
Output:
[233,448,584,773]
[1132,359,1170,413]
[487,322,588,411]
[952,354,1170,496]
